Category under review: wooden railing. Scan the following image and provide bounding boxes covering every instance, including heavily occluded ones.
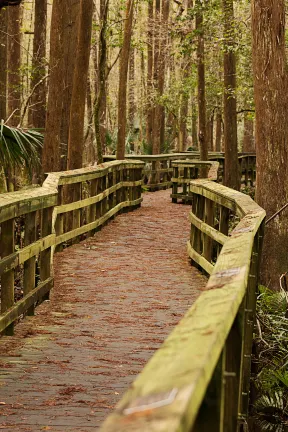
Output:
[171,160,219,203]
[210,154,256,186]
[100,171,265,432]
[0,160,144,335]
[104,153,256,191]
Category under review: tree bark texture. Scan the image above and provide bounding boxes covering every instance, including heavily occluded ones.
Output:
[243,114,255,152]
[146,0,153,150]
[128,46,135,131]
[116,0,134,160]
[42,0,65,173]
[7,4,21,126]
[28,0,47,129]
[215,110,222,152]
[196,1,208,163]
[95,0,109,164]
[223,0,239,189]
[252,0,288,289]
[60,0,80,170]
[0,7,7,121]
[152,0,169,154]
[67,0,93,170]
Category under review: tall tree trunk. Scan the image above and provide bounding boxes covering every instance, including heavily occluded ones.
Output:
[196,1,208,163]
[146,0,153,150]
[0,7,7,121]
[243,114,255,152]
[179,0,193,153]
[179,95,188,152]
[191,94,198,148]
[152,0,169,154]
[151,0,160,155]
[252,0,288,289]
[7,4,21,126]
[116,0,134,160]
[215,109,222,152]
[85,74,95,165]
[60,0,80,170]
[223,0,239,189]
[94,0,108,164]
[28,0,47,129]
[128,46,135,132]
[42,0,65,173]
[67,0,93,170]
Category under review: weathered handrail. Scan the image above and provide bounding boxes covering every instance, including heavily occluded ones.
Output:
[0,160,144,335]
[171,160,219,203]
[100,175,265,431]
[104,153,256,191]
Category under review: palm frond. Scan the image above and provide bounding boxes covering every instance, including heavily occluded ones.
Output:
[0,122,43,171]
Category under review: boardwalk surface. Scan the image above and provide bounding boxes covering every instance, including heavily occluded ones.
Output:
[0,190,206,431]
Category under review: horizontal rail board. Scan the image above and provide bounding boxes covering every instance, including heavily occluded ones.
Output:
[187,241,214,275]
[0,234,56,274]
[189,212,228,246]
[0,278,53,333]
[55,197,142,245]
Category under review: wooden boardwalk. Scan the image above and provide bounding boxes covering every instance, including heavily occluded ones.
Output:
[0,190,206,431]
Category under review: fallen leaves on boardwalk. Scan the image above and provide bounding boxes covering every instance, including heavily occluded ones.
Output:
[0,190,206,431]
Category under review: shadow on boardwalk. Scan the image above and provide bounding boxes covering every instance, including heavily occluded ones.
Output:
[0,190,206,431]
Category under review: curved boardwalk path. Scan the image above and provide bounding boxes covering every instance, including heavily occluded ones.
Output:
[0,190,206,431]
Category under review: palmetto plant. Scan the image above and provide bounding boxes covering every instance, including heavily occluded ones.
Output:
[252,286,288,431]
[0,122,43,173]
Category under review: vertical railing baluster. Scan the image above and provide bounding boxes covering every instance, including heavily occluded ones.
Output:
[40,207,53,301]
[0,218,15,335]
[23,211,37,316]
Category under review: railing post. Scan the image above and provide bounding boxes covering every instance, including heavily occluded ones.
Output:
[88,178,97,236]
[203,197,214,263]
[23,211,37,316]
[182,167,188,200]
[238,230,261,424]
[0,218,15,335]
[55,185,64,251]
[193,194,204,256]
[221,312,243,431]
[172,165,178,203]
[103,173,108,215]
[194,352,224,432]
[116,168,121,205]
[40,207,53,301]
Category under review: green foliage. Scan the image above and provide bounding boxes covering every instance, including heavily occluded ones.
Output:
[252,286,288,430]
[0,122,43,172]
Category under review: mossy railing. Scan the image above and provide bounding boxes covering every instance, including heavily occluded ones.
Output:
[0,160,144,335]
[171,160,219,203]
[104,153,256,191]
[100,166,265,432]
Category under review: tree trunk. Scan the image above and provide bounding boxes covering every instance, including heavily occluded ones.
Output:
[146,0,153,150]
[116,0,134,160]
[223,0,239,189]
[7,4,21,126]
[215,110,222,152]
[0,8,7,121]
[28,0,47,129]
[151,0,161,155]
[196,1,208,163]
[152,0,169,154]
[243,114,255,152]
[191,94,198,148]
[252,0,288,289]
[60,0,80,170]
[94,0,108,164]
[67,0,93,170]
[128,46,135,132]
[42,0,65,173]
